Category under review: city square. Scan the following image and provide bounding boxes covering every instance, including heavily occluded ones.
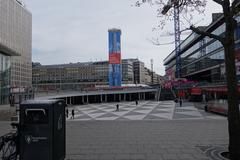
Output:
[67,101,225,121]
[1,0,240,159]
[0,100,228,160]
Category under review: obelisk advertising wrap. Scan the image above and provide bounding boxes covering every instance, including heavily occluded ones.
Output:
[108,29,122,87]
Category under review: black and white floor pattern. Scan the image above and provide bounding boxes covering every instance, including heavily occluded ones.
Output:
[67,101,225,121]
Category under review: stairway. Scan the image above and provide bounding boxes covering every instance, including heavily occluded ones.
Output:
[159,87,175,101]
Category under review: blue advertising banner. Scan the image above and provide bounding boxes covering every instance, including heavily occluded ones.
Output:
[109,64,122,86]
[108,30,121,54]
[108,29,122,87]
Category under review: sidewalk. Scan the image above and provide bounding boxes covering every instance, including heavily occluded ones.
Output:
[0,119,227,160]
[0,104,17,121]
[0,101,228,160]
[66,119,227,160]
[0,119,228,160]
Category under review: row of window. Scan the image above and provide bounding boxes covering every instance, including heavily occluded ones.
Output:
[164,16,240,67]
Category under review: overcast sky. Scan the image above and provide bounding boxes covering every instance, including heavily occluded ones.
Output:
[24,0,222,75]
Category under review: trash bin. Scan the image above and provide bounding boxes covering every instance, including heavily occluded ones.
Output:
[19,99,66,160]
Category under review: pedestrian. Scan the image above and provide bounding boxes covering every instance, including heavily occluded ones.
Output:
[66,108,69,118]
[116,104,119,111]
[202,94,206,104]
[179,97,182,107]
[71,109,75,119]
[135,100,138,106]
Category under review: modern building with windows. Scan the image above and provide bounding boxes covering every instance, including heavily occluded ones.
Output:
[0,0,32,90]
[122,59,134,84]
[164,13,240,89]
[0,0,31,105]
[32,59,162,91]
[144,67,163,85]
[32,61,108,91]
[0,49,18,104]
[132,59,146,84]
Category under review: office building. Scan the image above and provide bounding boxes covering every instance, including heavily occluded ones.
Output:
[32,59,162,91]
[122,59,134,84]
[2,0,32,89]
[164,13,240,88]
[0,0,31,105]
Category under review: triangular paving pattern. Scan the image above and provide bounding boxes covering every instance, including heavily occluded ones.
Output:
[148,113,172,119]
[112,111,129,116]
[88,113,106,118]
[133,110,152,114]
[97,112,118,118]
[75,114,93,119]
[95,116,118,120]
[82,109,98,114]
[123,115,146,120]
[149,110,170,114]
[90,110,106,114]
[124,111,146,116]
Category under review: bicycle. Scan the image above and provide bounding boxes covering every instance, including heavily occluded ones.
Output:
[0,123,19,160]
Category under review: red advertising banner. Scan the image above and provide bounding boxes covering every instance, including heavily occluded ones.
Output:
[109,53,121,64]
[191,87,202,95]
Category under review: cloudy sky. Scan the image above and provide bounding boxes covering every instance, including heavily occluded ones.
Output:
[24,0,222,75]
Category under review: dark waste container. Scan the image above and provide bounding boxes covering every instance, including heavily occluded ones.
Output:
[19,99,66,160]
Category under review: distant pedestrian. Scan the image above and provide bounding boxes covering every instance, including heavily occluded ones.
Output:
[66,108,69,118]
[71,109,75,119]
[135,100,138,106]
[116,104,119,111]
[179,98,182,107]
[202,94,206,104]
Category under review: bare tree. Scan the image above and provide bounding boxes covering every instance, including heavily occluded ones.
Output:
[136,0,240,159]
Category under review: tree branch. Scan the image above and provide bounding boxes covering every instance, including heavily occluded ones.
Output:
[190,26,225,44]
[231,0,240,16]
[146,38,175,46]
[232,0,239,8]
[212,0,224,6]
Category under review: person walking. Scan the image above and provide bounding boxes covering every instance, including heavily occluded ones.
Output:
[116,104,119,111]
[71,109,75,119]
[135,100,138,106]
[179,97,182,107]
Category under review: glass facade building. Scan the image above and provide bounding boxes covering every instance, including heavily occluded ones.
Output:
[0,0,31,105]
[164,14,240,85]
[0,53,10,104]
[0,0,32,89]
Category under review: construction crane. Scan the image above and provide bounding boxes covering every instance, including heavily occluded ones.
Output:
[162,0,181,79]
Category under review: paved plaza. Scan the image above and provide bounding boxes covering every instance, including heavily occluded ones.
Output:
[0,101,228,160]
[68,101,225,121]
[65,101,228,160]
[66,119,228,160]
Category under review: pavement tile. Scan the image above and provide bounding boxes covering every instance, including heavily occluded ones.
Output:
[0,101,228,160]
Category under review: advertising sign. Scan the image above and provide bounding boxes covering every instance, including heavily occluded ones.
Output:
[109,53,121,64]
[109,64,122,86]
[191,88,202,95]
[108,29,122,87]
